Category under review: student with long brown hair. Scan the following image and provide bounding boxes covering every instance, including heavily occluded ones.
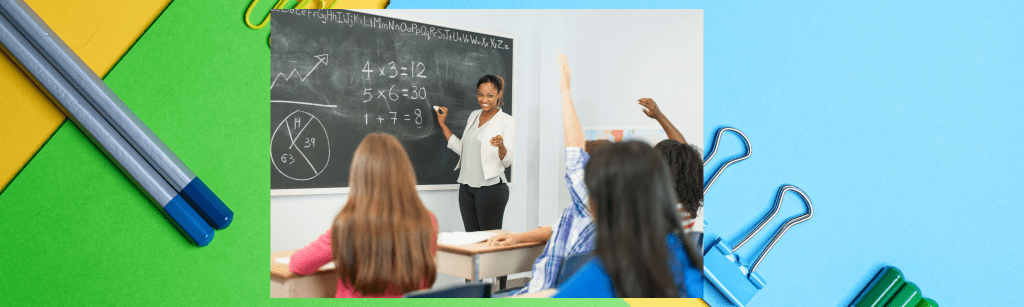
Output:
[289,133,438,298]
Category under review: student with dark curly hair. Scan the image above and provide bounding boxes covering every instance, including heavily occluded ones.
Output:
[639,98,704,241]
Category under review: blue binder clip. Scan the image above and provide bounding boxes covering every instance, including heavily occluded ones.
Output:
[704,185,814,307]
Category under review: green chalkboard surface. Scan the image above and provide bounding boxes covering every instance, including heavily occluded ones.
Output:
[271,9,516,194]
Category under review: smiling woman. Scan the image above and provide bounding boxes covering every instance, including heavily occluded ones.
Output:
[433,74,516,232]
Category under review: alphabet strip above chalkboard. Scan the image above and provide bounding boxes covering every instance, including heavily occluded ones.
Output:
[271,9,517,195]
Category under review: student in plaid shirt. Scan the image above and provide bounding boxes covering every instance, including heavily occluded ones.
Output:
[485,53,600,295]
[485,140,605,294]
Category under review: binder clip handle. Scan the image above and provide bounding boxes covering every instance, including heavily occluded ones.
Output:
[745,185,814,274]
[703,127,752,195]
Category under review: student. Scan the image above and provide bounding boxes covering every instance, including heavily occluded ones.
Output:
[434,75,516,232]
[639,98,704,242]
[289,133,438,298]
[485,140,608,247]
[491,54,599,295]
[554,141,703,298]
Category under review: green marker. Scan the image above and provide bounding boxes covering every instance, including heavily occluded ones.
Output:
[851,266,905,307]
[885,282,922,307]
[915,298,939,307]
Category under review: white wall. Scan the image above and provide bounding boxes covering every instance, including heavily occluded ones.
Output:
[537,10,705,220]
[271,10,703,255]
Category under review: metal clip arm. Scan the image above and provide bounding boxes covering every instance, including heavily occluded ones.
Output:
[749,185,813,273]
[703,127,751,195]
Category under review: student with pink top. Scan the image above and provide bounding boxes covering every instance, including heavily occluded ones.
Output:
[289,133,438,298]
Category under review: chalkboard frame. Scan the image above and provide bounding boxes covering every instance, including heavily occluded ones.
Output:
[270,9,519,196]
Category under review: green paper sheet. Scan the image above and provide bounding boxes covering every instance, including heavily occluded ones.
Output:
[0,0,268,304]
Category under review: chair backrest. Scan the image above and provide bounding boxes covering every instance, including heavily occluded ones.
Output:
[403,282,492,298]
[555,253,596,287]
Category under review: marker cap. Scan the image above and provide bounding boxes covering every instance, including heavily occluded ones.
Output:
[181,177,233,229]
[163,195,215,247]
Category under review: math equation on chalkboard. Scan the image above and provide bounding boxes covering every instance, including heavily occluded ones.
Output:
[365,110,425,126]
[360,60,429,129]
[362,61,428,80]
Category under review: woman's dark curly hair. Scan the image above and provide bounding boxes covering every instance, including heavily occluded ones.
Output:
[653,140,704,217]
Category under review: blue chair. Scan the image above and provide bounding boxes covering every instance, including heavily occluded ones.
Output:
[555,253,596,287]
[403,282,492,298]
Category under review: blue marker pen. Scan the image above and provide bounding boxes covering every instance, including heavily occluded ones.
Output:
[0,12,214,246]
[0,0,233,230]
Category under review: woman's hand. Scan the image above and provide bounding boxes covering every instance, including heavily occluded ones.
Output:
[434,106,454,141]
[434,106,449,124]
[557,53,571,93]
[638,98,664,120]
[486,232,519,246]
[492,135,508,160]
[490,135,505,148]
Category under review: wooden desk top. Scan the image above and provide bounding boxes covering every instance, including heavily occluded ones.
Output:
[270,250,334,279]
[436,230,545,256]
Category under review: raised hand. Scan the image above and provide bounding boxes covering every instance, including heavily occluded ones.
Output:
[557,53,571,93]
[638,98,665,119]
[639,98,687,144]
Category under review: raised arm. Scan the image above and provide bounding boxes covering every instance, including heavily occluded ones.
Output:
[639,98,686,144]
[559,54,591,218]
[558,54,585,149]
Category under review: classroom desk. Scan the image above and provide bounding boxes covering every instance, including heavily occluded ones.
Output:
[270,250,336,298]
[435,232,545,283]
[269,231,545,298]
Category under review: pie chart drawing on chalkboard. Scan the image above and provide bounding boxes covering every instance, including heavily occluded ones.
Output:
[271,110,331,181]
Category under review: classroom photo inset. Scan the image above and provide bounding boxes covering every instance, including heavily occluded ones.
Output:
[268,9,704,299]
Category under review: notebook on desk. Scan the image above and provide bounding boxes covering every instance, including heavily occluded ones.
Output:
[438,231,497,246]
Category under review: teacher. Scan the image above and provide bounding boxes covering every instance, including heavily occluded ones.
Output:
[433,75,516,231]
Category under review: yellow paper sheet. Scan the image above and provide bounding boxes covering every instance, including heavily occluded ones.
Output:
[0,0,171,189]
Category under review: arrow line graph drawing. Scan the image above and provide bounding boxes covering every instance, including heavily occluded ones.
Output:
[271,54,328,89]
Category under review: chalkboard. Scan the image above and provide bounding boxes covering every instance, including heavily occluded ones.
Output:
[270,9,516,195]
